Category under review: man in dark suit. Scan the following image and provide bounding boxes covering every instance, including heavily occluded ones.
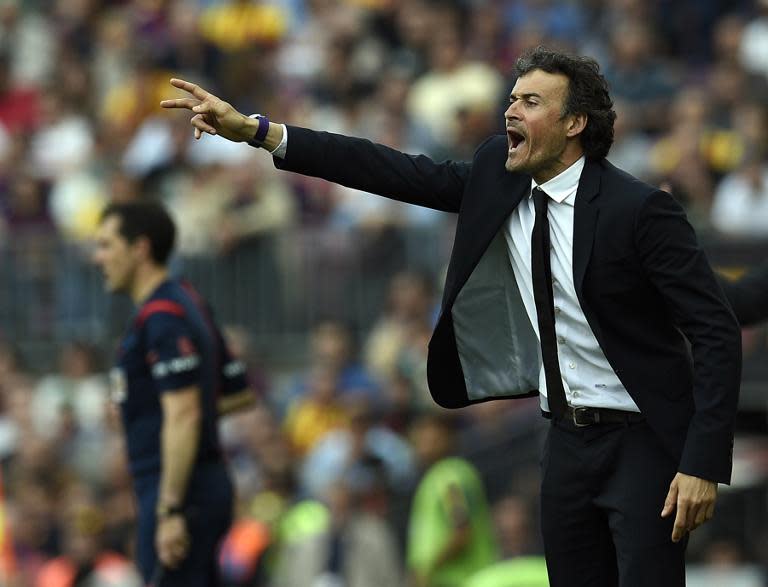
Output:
[161,46,742,586]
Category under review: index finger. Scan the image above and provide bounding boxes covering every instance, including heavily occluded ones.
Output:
[672,502,689,542]
[170,78,210,101]
[160,98,200,110]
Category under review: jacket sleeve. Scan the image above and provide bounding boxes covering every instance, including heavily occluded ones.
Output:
[718,264,768,327]
[635,190,742,483]
[273,126,473,213]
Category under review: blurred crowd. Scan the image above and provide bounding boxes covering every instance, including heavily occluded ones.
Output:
[1,0,768,251]
[1,276,767,587]
[2,0,768,585]
[0,280,553,587]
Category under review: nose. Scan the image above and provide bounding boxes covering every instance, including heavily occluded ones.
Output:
[504,101,521,122]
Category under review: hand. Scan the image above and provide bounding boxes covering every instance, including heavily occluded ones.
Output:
[661,472,717,542]
[160,78,252,142]
[155,514,190,569]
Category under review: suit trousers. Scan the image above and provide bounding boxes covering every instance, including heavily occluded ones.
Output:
[540,418,688,587]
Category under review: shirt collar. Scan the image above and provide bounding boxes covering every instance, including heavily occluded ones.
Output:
[530,156,585,206]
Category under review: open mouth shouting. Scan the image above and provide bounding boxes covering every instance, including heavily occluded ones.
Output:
[507,127,526,153]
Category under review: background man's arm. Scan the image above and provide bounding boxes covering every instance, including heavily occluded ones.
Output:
[159,385,201,509]
[156,385,201,568]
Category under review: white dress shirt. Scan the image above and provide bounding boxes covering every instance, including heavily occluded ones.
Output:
[272,128,637,411]
[270,123,288,159]
[503,157,640,413]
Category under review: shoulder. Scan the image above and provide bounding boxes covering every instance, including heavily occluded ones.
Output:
[136,299,187,329]
[136,281,203,328]
[599,159,656,197]
[136,285,195,335]
[596,159,675,212]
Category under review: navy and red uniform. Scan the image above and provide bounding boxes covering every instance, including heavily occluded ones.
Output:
[111,279,248,586]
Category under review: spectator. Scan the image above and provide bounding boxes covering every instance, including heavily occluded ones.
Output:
[406,22,504,152]
[199,0,290,53]
[605,100,653,181]
[602,21,678,133]
[283,365,351,456]
[33,498,141,587]
[364,270,436,383]
[30,342,108,441]
[739,0,768,79]
[407,412,498,587]
[285,321,380,409]
[492,494,539,559]
[648,87,717,227]
[300,398,415,499]
[0,51,40,136]
[29,88,94,181]
[504,0,587,47]
[273,466,403,587]
[711,154,768,236]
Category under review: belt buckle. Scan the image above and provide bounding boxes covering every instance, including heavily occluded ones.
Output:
[572,406,597,427]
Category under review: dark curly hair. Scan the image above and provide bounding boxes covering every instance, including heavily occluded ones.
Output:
[100,200,176,265]
[514,46,616,160]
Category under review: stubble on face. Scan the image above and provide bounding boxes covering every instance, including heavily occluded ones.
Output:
[503,70,575,183]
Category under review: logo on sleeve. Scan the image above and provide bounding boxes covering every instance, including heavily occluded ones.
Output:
[150,337,201,380]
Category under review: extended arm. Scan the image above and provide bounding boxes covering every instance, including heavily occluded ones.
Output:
[161,78,470,213]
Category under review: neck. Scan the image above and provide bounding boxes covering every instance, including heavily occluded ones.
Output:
[130,264,169,305]
[532,144,584,185]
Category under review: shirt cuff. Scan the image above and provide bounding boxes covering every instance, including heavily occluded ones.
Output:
[269,124,287,159]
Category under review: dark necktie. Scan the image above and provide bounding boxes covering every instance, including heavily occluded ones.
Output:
[531,187,568,418]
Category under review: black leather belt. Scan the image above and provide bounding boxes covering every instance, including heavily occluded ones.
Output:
[543,406,645,428]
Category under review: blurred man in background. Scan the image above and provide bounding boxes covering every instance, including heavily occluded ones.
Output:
[407,412,498,587]
[93,200,252,585]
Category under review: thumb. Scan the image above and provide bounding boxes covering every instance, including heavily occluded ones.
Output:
[661,479,678,517]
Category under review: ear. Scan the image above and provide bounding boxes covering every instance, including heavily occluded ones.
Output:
[566,112,588,138]
[134,235,153,262]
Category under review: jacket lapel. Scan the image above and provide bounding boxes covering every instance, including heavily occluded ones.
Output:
[573,159,602,294]
[444,166,530,308]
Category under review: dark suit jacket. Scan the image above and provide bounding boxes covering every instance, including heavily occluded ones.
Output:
[275,126,742,484]
[720,265,768,327]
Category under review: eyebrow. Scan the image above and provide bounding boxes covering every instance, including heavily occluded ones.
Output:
[509,92,543,101]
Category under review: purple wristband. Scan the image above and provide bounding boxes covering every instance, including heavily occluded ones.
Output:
[248,114,270,147]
